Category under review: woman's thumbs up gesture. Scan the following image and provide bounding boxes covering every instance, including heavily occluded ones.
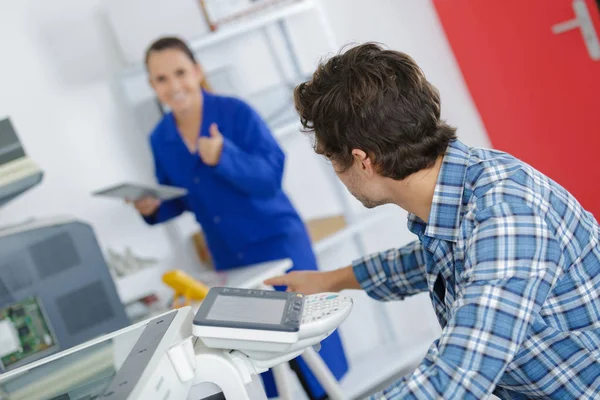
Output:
[198,123,224,166]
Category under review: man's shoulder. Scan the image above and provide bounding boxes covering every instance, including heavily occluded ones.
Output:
[462,147,558,226]
[466,146,547,203]
[464,146,587,239]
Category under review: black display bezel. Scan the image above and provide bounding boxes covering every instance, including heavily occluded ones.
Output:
[193,287,304,332]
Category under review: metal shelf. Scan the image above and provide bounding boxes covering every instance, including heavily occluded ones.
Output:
[313,211,389,255]
[188,1,317,52]
[118,0,317,79]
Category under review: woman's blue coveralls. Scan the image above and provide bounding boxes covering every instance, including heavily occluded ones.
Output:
[144,90,348,399]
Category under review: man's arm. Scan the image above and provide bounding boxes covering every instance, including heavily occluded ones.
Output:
[265,240,428,297]
[353,240,429,301]
[368,205,562,399]
[263,265,360,294]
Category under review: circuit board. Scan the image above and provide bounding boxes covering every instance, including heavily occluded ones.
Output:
[0,297,56,369]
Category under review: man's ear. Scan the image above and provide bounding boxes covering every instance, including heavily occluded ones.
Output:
[351,149,375,176]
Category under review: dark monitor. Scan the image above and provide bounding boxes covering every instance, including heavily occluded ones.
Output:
[0,218,130,373]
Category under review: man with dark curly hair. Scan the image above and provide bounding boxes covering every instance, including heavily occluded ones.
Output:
[266,43,600,399]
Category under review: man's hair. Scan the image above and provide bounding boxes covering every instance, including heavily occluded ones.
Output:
[294,43,457,180]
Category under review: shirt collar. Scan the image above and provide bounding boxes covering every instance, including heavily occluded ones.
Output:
[408,139,471,243]
[162,89,213,143]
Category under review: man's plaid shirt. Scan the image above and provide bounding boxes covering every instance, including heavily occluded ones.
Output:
[355,140,600,399]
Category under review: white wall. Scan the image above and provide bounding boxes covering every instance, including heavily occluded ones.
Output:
[0,0,488,389]
[317,0,490,148]
[0,0,179,266]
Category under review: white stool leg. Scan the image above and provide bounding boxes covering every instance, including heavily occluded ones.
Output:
[272,362,296,400]
[301,347,346,400]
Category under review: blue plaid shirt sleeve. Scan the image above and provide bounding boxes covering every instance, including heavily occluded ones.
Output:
[368,205,562,399]
[353,240,429,301]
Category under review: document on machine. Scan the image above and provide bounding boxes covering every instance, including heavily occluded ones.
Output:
[92,182,188,202]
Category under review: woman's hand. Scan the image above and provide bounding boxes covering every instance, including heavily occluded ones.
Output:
[198,123,224,166]
[131,197,161,216]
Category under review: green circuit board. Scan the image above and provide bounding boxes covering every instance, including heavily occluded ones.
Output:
[0,297,56,369]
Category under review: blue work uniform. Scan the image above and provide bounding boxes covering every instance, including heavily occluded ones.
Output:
[143,90,348,399]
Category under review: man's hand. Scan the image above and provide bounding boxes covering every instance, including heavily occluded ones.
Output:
[264,266,361,295]
[131,197,161,216]
[264,271,332,294]
[198,123,224,166]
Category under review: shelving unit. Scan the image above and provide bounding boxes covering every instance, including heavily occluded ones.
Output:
[113,264,163,305]
[119,1,319,80]
[312,210,388,254]
[114,0,417,397]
